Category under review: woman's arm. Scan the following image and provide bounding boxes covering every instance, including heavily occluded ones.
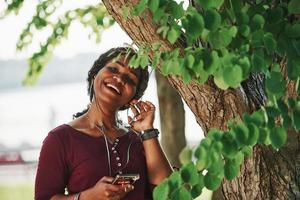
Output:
[142,136,173,185]
[128,100,173,185]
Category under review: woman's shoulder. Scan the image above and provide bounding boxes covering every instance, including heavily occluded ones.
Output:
[43,124,74,144]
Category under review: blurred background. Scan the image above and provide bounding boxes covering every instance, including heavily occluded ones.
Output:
[0,1,209,199]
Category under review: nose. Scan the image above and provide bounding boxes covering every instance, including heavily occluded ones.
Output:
[113,75,125,85]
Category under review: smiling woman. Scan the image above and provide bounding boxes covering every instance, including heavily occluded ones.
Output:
[34,47,173,200]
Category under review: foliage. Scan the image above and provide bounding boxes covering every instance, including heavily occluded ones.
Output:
[126,0,300,199]
[1,0,114,84]
[1,0,300,199]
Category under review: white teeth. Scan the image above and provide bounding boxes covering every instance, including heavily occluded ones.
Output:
[106,83,120,94]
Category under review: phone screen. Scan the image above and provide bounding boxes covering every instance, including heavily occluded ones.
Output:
[112,174,140,185]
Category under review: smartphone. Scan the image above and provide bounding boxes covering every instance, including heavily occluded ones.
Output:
[112,174,140,185]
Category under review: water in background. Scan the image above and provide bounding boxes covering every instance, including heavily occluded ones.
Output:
[0,54,206,199]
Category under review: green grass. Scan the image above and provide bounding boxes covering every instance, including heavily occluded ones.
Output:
[0,183,211,200]
[0,183,34,200]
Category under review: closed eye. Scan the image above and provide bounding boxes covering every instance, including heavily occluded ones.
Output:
[107,66,118,73]
[124,75,137,86]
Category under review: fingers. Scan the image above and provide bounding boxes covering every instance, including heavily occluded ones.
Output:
[100,176,114,183]
[130,100,155,114]
[106,184,134,199]
[144,101,155,112]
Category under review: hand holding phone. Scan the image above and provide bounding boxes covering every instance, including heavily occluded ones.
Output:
[112,174,140,185]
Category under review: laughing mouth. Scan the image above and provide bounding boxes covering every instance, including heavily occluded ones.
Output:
[105,83,121,95]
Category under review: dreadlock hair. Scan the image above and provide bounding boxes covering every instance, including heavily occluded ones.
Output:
[73,47,150,118]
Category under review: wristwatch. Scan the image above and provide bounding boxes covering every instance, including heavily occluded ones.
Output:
[140,128,159,141]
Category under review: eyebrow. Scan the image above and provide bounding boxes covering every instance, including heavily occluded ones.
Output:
[116,61,139,78]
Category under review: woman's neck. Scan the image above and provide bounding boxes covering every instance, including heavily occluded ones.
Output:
[86,102,118,131]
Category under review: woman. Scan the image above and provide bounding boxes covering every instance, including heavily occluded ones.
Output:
[35,47,173,200]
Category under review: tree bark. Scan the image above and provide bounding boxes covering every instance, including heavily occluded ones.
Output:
[155,71,186,167]
[102,0,300,199]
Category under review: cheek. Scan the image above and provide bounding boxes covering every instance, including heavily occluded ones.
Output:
[125,86,137,98]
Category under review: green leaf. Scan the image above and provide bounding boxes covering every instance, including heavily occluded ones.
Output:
[152,51,161,68]
[153,179,169,200]
[293,110,300,131]
[233,123,249,145]
[167,27,180,44]
[204,9,221,31]
[221,132,239,159]
[202,50,220,74]
[214,72,230,90]
[140,54,149,68]
[195,146,207,171]
[129,55,140,68]
[241,146,252,157]
[185,54,195,69]
[247,123,259,146]
[224,159,240,180]
[153,8,165,23]
[251,50,267,72]
[239,24,250,37]
[243,110,265,126]
[288,0,300,14]
[182,68,192,83]
[231,0,243,13]
[133,0,148,16]
[204,172,222,190]
[168,171,183,190]
[270,127,287,149]
[292,40,300,56]
[170,187,192,200]
[284,24,300,38]
[223,65,243,88]
[266,7,283,24]
[161,60,172,75]
[287,59,300,80]
[211,141,223,152]
[180,162,199,185]
[207,129,223,141]
[250,14,265,31]
[183,12,204,40]
[263,33,277,55]
[200,137,213,148]
[282,114,292,130]
[194,60,209,84]
[197,0,224,10]
[265,106,281,118]
[148,0,159,13]
[236,12,249,25]
[207,152,223,175]
[169,1,184,19]
[191,176,204,198]
[229,26,238,37]
[179,146,192,165]
[251,30,264,48]
[208,28,233,49]
[265,71,286,98]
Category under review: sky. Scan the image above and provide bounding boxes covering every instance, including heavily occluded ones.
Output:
[0,0,204,148]
[0,0,131,60]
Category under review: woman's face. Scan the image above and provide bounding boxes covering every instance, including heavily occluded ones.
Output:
[93,56,140,109]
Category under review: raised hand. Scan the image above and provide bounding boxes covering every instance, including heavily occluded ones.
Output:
[128,100,155,133]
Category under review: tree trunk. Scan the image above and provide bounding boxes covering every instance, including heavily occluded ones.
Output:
[102,1,300,199]
[155,71,186,168]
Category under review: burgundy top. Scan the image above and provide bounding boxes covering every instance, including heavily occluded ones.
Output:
[35,124,153,200]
